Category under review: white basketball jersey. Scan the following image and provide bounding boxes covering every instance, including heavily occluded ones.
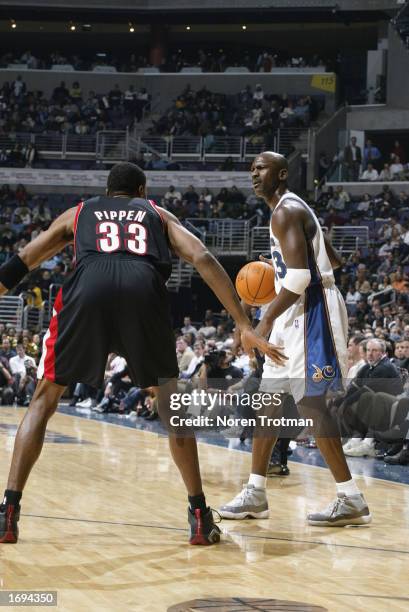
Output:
[269,191,334,292]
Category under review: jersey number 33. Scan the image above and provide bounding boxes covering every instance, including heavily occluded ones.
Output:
[96,221,147,255]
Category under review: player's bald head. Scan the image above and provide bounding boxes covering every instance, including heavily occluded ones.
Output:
[258,151,288,171]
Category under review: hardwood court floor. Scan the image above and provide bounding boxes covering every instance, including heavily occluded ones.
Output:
[0,406,408,612]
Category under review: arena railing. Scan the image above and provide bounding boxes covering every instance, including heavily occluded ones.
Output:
[166,259,194,292]
[0,295,24,332]
[186,217,258,256]
[330,226,369,253]
[22,306,44,332]
[0,129,312,163]
[96,131,128,161]
[250,226,271,259]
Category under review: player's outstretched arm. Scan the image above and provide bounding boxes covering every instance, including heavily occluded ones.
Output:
[256,206,310,338]
[159,207,287,365]
[0,207,77,297]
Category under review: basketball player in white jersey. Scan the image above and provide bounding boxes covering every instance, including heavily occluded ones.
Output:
[220,152,372,526]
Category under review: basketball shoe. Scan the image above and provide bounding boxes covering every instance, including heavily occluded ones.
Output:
[188,507,221,545]
[307,493,372,526]
[0,503,20,543]
[219,484,269,519]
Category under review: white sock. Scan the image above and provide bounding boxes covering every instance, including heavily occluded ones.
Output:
[248,473,267,489]
[336,478,360,497]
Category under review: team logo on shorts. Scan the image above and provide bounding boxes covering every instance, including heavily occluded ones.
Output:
[312,364,336,382]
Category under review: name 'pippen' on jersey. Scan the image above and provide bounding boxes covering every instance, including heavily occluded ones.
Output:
[93,209,147,223]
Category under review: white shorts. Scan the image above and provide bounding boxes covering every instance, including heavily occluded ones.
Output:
[260,283,348,403]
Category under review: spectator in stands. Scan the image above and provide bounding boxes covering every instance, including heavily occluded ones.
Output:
[343,136,362,181]
[52,81,69,104]
[220,157,235,171]
[0,355,13,404]
[25,279,43,309]
[164,185,182,206]
[0,338,16,360]
[182,185,199,214]
[363,139,382,170]
[146,154,168,170]
[181,316,197,336]
[390,155,404,179]
[253,84,265,101]
[391,139,406,164]
[179,341,205,384]
[379,163,393,181]
[70,81,82,100]
[346,284,361,307]
[23,143,37,168]
[198,318,216,339]
[360,163,379,181]
[9,343,37,405]
[176,337,194,373]
[318,151,331,180]
[32,199,52,223]
[12,75,26,100]
[347,335,366,379]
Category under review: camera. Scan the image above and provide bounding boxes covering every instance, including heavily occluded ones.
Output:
[204,350,224,369]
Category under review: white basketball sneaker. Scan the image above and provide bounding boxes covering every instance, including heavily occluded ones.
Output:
[307,493,372,527]
[344,439,376,457]
[342,438,361,453]
[219,484,269,519]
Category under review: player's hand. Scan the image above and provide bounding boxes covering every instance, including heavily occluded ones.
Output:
[240,327,287,366]
[259,254,273,266]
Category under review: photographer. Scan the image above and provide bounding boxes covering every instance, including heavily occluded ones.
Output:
[9,344,37,405]
[199,349,243,392]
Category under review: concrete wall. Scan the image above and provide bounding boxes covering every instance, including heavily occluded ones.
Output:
[387,23,409,109]
[347,106,409,131]
[0,69,336,113]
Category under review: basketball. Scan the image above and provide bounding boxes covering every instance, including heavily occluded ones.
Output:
[235,261,276,305]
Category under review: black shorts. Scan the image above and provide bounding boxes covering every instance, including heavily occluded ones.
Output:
[38,256,178,388]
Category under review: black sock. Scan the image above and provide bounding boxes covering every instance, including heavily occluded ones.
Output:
[188,492,207,514]
[2,490,22,509]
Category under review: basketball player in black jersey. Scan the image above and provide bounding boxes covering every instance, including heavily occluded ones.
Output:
[0,162,286,546]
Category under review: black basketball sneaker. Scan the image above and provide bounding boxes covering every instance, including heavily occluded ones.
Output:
[188,507,221,545]
[0,503,20,543]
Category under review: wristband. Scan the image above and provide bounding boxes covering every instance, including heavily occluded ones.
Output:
[0,254,29,290]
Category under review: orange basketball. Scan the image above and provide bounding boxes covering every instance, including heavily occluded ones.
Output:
[235,261,276,306]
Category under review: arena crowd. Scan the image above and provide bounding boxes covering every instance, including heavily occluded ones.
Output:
[0,180,409,463]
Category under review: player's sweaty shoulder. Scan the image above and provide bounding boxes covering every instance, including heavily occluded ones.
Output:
[271,199,305,233]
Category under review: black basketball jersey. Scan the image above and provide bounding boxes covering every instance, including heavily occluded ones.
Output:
[73,196,172,280]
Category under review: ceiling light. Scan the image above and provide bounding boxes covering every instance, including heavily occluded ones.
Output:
[242,25,247,30]
[186,25,191,31]
[70,24,76,31]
